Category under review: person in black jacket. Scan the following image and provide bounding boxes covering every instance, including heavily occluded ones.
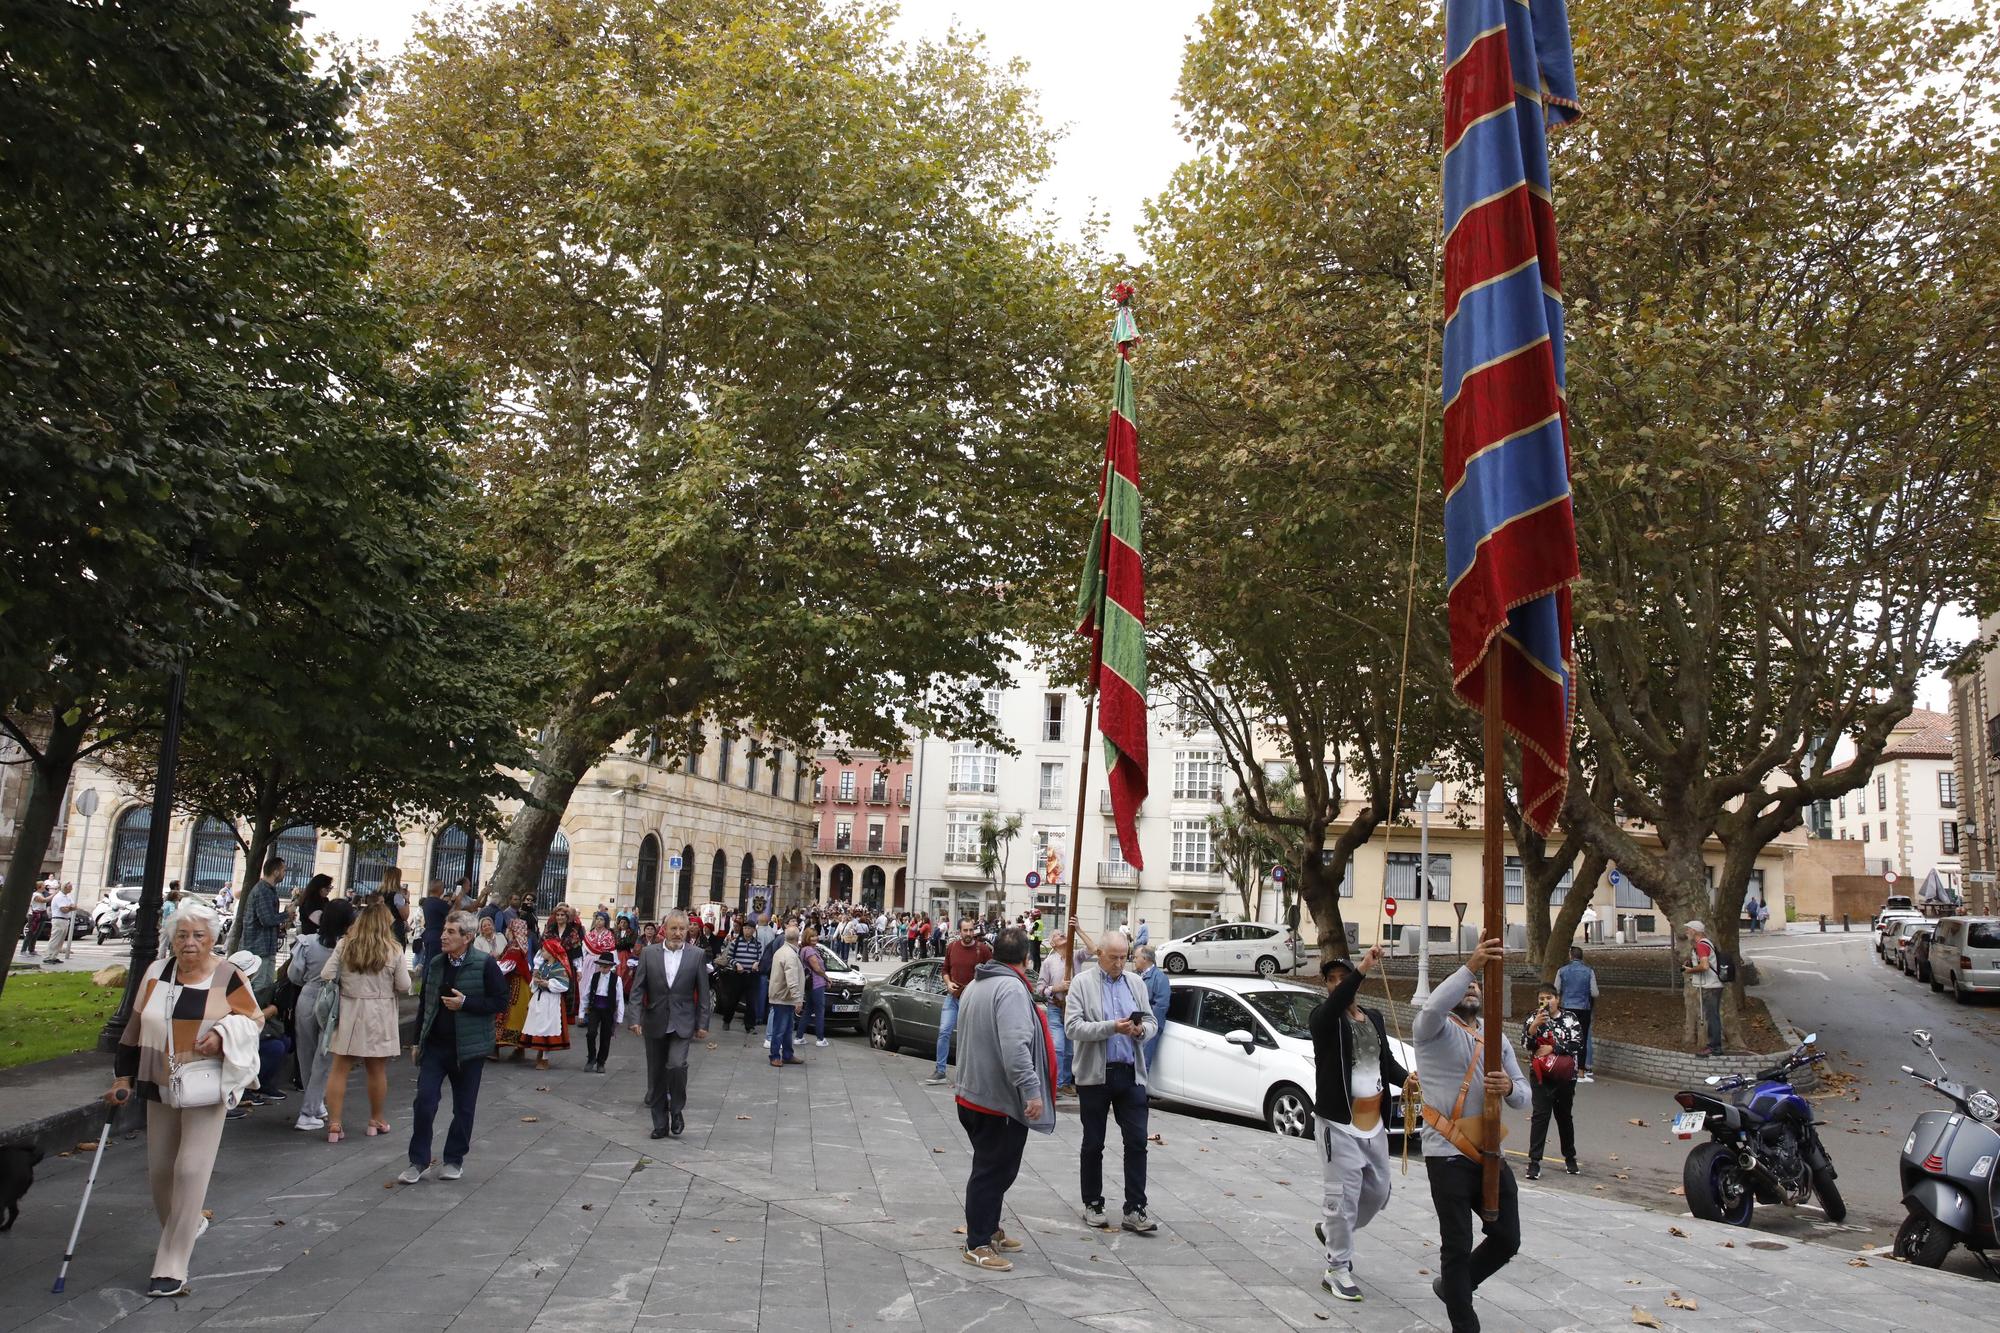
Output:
[1308,943,1409,1302]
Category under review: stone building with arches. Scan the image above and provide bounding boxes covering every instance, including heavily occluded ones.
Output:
[52,719,814,921]
[808,747,914,914]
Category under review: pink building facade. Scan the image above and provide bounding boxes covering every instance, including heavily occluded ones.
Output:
[810,748,914,910]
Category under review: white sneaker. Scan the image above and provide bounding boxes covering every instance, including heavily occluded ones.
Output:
[815,1039,829,1048]
[1322,1267,1362,1301]
[1082,1203,1110,1229]
[438,1162,463,1181]
[1578,1073,1595,1084]
[294,1114,326,1132]
[397,1163,427,1185]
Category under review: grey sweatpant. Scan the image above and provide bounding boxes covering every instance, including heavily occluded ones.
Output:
[1318,1116,1392,1271]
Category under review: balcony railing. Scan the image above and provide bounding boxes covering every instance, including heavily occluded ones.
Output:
[868,790,890,805]
[948,780,997,794]
[815,837,900,855]
[1172,785,1224,803]
[1039,794,1066,811]
[1169,860,1217,876]
[1098,860,1137,886]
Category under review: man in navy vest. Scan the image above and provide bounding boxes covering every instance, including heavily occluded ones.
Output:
[401,911,507,1184]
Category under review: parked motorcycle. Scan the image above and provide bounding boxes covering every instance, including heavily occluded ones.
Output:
[1671,1032,1845,1227]
[1894,1028,2000,1271]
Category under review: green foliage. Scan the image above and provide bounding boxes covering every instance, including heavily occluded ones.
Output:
[977,812,1024,900]
[0,972,122,1071]
[353,0,1101,894]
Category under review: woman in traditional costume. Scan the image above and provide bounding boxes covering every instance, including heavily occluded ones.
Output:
[520,937,573,1070]
[495,918,534,1060]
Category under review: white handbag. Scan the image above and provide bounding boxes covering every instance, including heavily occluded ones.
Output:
[162,976,227,1109]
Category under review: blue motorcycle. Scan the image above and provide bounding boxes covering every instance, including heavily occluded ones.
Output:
[1671,1033,1845,1227]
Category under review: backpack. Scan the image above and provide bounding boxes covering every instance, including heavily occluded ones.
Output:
[757,937,781,976]
[1712,948,1737,984]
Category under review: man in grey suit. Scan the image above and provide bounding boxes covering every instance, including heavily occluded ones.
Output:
[628,910,712,1139]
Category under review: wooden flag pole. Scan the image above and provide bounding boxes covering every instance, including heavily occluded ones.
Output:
[1064,690,1098,969]
[1480,661,1506,1220]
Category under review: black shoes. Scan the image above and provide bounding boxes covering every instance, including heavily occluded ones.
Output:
[1565,1159,1580,1175]
[1526,1161,1542,1181]
[650,1126,671,1139]
[670,1111,684,1137]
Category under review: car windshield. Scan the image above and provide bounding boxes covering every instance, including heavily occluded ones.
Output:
[1243,988,1321,1038]
[820,949,857,974]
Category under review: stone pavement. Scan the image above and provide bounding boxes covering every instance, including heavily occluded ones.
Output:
[0,1024,1991,1333]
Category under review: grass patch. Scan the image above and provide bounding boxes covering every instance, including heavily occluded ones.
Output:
[0,971,121,1070]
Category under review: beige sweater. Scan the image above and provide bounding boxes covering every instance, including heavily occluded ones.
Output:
[768,943,806,1008]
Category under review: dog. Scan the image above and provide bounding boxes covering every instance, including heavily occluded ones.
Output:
[0,1142,44,1231]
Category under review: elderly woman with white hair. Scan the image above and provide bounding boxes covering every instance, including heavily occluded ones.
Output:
[106,900,264,1298]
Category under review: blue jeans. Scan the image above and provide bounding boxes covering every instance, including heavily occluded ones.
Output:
[768,1003,798,1062]
[806,986,827,1040]
[1048,1006,1073,1087]
[934,994,961,1076]
[1699,988,1724,1053]
[409,1044,487,1168]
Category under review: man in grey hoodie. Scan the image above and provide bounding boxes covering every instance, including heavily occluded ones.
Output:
[951,926,1056,1272]
[1414,935,1528,1333]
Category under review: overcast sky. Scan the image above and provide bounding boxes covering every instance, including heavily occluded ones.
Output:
[301,0,1210,259]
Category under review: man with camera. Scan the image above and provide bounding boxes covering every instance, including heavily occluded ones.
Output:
[1520,982,1584,1180]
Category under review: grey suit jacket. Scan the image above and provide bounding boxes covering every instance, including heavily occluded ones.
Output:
[629,943,712,1039]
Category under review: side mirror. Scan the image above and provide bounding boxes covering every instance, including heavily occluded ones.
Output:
[1913,1029,1934,1049]
[1705,1075,1723,1086]
[1223,1028,1258,1053]
[1801,1032,1818,1047]
[1901,1065,1916,1075]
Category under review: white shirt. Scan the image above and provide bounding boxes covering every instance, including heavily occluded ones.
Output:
[660,944,686,989]
[51,890,75,920]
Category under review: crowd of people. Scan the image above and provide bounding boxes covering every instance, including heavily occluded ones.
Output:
[95,852,1616,1332]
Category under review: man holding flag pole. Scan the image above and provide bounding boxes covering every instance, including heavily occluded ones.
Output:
[1423,0,1584,1328]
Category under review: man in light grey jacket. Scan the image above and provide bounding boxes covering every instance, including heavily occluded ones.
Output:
[1065,931,1158,1234]
[951,926,1055,1272]
[1414,935,1529,1333]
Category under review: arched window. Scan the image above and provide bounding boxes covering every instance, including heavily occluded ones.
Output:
[739,852,755,911]
[538,829,570,914]
[766,855,779,891]
[110,805,151,887]
[709,849,727,902]
[273,826,318,890]
[893,867,907,909]
[347,838,401,894]
[862,865,886,912]
[676,846,695,914]
[186,817,239,894]
[829,864,854,902]
[428,824,483,891]
[635,834,661,918]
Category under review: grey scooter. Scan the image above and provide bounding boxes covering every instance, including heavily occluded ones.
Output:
[1895,1028,2000,1272]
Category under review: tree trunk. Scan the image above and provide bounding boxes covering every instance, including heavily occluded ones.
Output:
[223,772,283,953]
[1298,831,1348,959]
[1538,849,1609,982]
[0,714,86,998]
[486,725,602,910]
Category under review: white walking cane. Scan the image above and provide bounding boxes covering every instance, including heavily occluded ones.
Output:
[52,1096,124,1293]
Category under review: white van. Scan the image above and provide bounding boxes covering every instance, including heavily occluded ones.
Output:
[1929,916,2000,1002]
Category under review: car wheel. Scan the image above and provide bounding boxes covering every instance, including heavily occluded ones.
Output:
[1254,955,1280,978]
[1266,1083,1313,1138]
[1163,952,1188,975]
[1954,975,1973,1005]
[868,1012,896,1052]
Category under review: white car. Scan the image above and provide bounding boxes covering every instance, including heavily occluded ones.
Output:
[1878,915,1926,964]
[1150,975,1414,1140]
[1156,921,1307,977]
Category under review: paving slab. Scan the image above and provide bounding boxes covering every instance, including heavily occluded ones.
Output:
[3,1029,1994,1331]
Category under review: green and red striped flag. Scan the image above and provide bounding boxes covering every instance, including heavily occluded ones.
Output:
[1075,281,1149,868]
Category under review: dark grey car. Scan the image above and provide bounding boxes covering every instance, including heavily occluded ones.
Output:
[862,958,953,1058]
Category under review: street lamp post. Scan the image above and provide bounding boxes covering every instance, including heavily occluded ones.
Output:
[1412,767,1441,1002]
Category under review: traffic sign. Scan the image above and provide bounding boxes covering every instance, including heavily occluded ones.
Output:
[1271,866,1287,882]
[1884,870,1898,884]
[1025,871,1041,889]
[1453,901,1468,924]
[1609,868,1623,886]
[1967,871,1997,885]
[1384,897,1398,918]
[668,855,682,871]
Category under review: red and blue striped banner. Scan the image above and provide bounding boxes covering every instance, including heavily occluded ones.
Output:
[1441,0,1582,834]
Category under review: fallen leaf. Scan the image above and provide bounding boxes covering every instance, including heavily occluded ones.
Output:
[1418,1268,1430,1276]
[1148,1133,1165,1145]
[1631,1308,1662,1329]
[1608,1153,1621,1161]
[76,1141,99,1152]
[1848,1258,1869,1268]
[1667,1293,1698,1311]
[712,1228,721,1233]
[1315,1314,1330,1322]
[952,1226,966,1235]
[383,1182,396,1190]
[706,1043,719,1051]
[1615,1172,1631,1180]
[1668,1227,1688,1238]
[1719,1240,1735,1248]
[1668,1186,1686,1196]
[1627,1118,1646,1127]
[1275,1179,1291,1186]
[521,1116,539,1123]
[535,1086,549,1092]
[726,1236,739,1243]
[57,1152,72,1159]
[932,1148,946,1154]
[202,1210,214,1220]
[1594,1185,1605,1192]
[581,1204,593,1211]
[1624,1279,1642,1286]
[273,1219,286,1227]
[737,1114,752,1121]
[1223,1191,1235,1197]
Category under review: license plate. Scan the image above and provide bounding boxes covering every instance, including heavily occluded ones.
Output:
[832,1004,858,1014]
[1673,1110,1707,1139]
